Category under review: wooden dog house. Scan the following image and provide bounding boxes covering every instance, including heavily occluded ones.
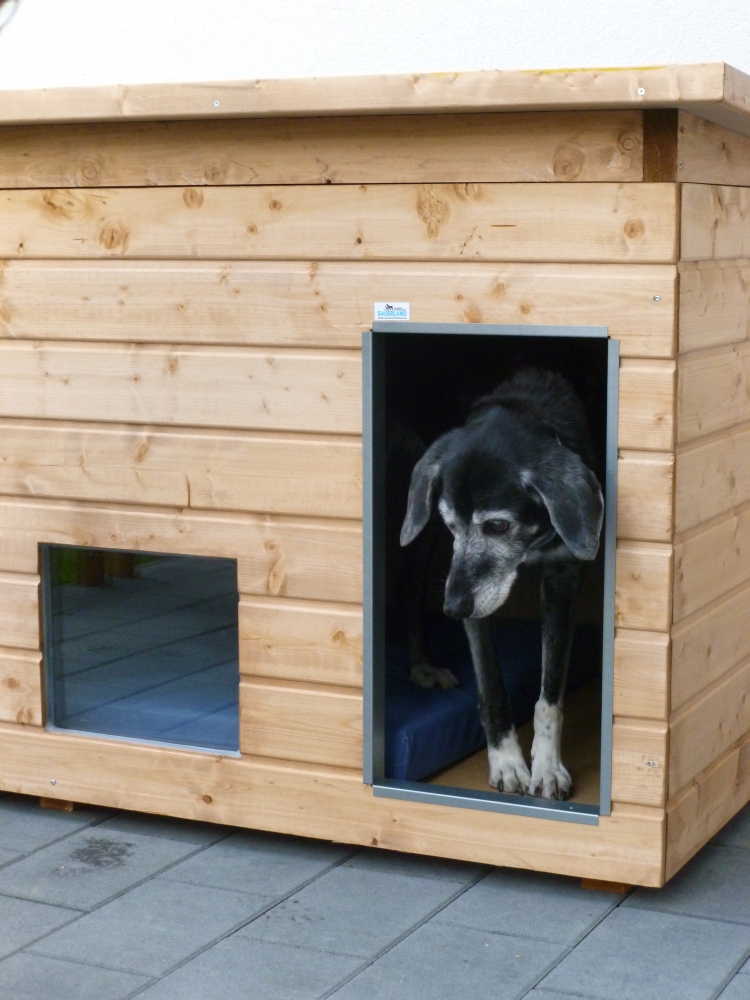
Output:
[1,62,749,886]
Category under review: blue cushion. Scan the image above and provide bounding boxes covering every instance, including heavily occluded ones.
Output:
[384,617,600,781]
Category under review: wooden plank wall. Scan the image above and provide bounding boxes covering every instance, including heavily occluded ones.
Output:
[666,112,750,878]
[0,108,680,883]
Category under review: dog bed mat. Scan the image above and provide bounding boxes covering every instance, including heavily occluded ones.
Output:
[384,616,600,782]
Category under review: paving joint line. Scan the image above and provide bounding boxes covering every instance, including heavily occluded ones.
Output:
[318,866,492,1000]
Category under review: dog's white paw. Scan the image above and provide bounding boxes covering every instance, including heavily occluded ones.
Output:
[529,700,571,800]
[487,732,531,795]
[410,662,459,690]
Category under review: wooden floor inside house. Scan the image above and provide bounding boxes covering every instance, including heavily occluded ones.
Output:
[428,679,602,807]
[45,554,240,753]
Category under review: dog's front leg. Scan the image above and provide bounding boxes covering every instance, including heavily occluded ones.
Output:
[463,618,530,794]
[528,559,585,800]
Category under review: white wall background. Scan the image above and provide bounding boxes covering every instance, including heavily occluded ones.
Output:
[0,0,747,91]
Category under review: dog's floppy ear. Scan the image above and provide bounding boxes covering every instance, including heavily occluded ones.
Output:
[400,434,451,547]
[524,447,604,561]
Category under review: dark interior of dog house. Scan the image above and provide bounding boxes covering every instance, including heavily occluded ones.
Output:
[365,324,618,821]
[41,546,240,754]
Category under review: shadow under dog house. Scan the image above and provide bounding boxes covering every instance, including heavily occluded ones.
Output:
[1,63,749,887]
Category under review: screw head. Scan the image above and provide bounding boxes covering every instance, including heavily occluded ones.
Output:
[646,760,656,767]
[50,779,56,785]
[213,100,220,107]
[637,87,646,96]
[653,295,661,302]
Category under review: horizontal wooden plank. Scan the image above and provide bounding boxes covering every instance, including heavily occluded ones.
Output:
[239,597,362,687]
[239,679,362,768]
[669,658,750,795]
[0,183,679,263]
[615,542,673,632]
[617,452,674,542]
[677,111,750,186]
[666,733,750,880]
[0,646,42,726]
[674,504,750,621]
[679,260,750,354]
[611,718,668,807]
[676,425,750,533]
[0,721,665,884]
[0,260,678,358]
[671,580,750,711]
[681,184,750,261]
[618,360,675,452]
[613,629,670,721]
[677,342,750,444]
[0,343,362,435]
[0,111,644,188]
[0,421,362,519]
[0,573,40,651]
[0,498,362,604]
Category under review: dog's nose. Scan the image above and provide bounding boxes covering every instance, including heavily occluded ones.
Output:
[443,592,474,619]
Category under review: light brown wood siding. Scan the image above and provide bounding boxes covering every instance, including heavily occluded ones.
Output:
[0,647,42,726]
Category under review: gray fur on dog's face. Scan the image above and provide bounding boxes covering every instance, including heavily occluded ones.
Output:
[400,372,603,620]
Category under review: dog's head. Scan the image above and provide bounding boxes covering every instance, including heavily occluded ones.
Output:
[400,415,603,620]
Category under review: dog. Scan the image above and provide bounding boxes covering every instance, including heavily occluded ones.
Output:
[399,369,604,800]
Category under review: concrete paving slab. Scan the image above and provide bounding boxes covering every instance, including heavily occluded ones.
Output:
[540,907,750,1000]
[436,867,622,945]
[718,975,750,999]
[329,920,564,1000]
[342,846,485,884]
[0,895,80,958]
[625,844,750,925]
[0,827,200,911]
[31,876,272,977]
[0,794,108,853]
[0,847,22,868]
[135,935,361,1000]
[239,865,463,958]
[0,953,149,1000]
[713,806,750,851]
[164,830,354,897]
[98,812,228,846]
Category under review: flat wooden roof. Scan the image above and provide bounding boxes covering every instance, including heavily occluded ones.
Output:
[0,62,749,136]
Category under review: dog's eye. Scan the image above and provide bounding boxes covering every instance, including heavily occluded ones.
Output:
[483,519,510,536]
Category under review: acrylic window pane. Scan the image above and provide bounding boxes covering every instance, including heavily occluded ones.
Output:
[42,547,239,753]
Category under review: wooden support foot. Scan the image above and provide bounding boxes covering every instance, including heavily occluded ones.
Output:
[581,877,632,894]
[39,797,77,812]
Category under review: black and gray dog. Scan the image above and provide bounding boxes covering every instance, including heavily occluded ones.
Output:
[400,369,604,800]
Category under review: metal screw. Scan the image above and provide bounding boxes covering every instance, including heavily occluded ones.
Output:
[653,295,661,302]
[646,760,656,767]
[637,87,646,96]
[214,101,220,107]
[50,779,56,785]
[678,160,684,168]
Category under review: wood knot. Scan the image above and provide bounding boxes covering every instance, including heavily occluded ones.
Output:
[268,199,282,212]
[489,281,506,300]
[5,676,18,689]
[183,187,204,208]
[417,186,450,239]
[204,164,225,183]
[78,158,103,183]
[0,303,10,325]
[165,356,179,375]
[552,144,585,181]
[267,558,285,595]
[624,218,646,243]
[100,223,130,252]
[246,223,258,235]
[41,189,81,220]
[519,302,532,316]
[332,629,346,645]
[463,304,483,323]
[202,794,212,804]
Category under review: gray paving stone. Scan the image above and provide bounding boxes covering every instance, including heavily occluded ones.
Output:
[135,935,361,1000]
[0,895,79,958]
[329,920,564,1000]
[719,976,750,999]
[0,826,199,910]
[713,806,750,850]
[31,876,272,976]
[436,867,620,945]
[164,829,354,897]
[625,844,750,925]
[342,846,485,884]
[0,794,108,853]
[239,865,461,958]
[98,812,228,846]
[0,847,22,867]
[0,953,148,1000]
[541,907,750,1000]
[741,957,750,974]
